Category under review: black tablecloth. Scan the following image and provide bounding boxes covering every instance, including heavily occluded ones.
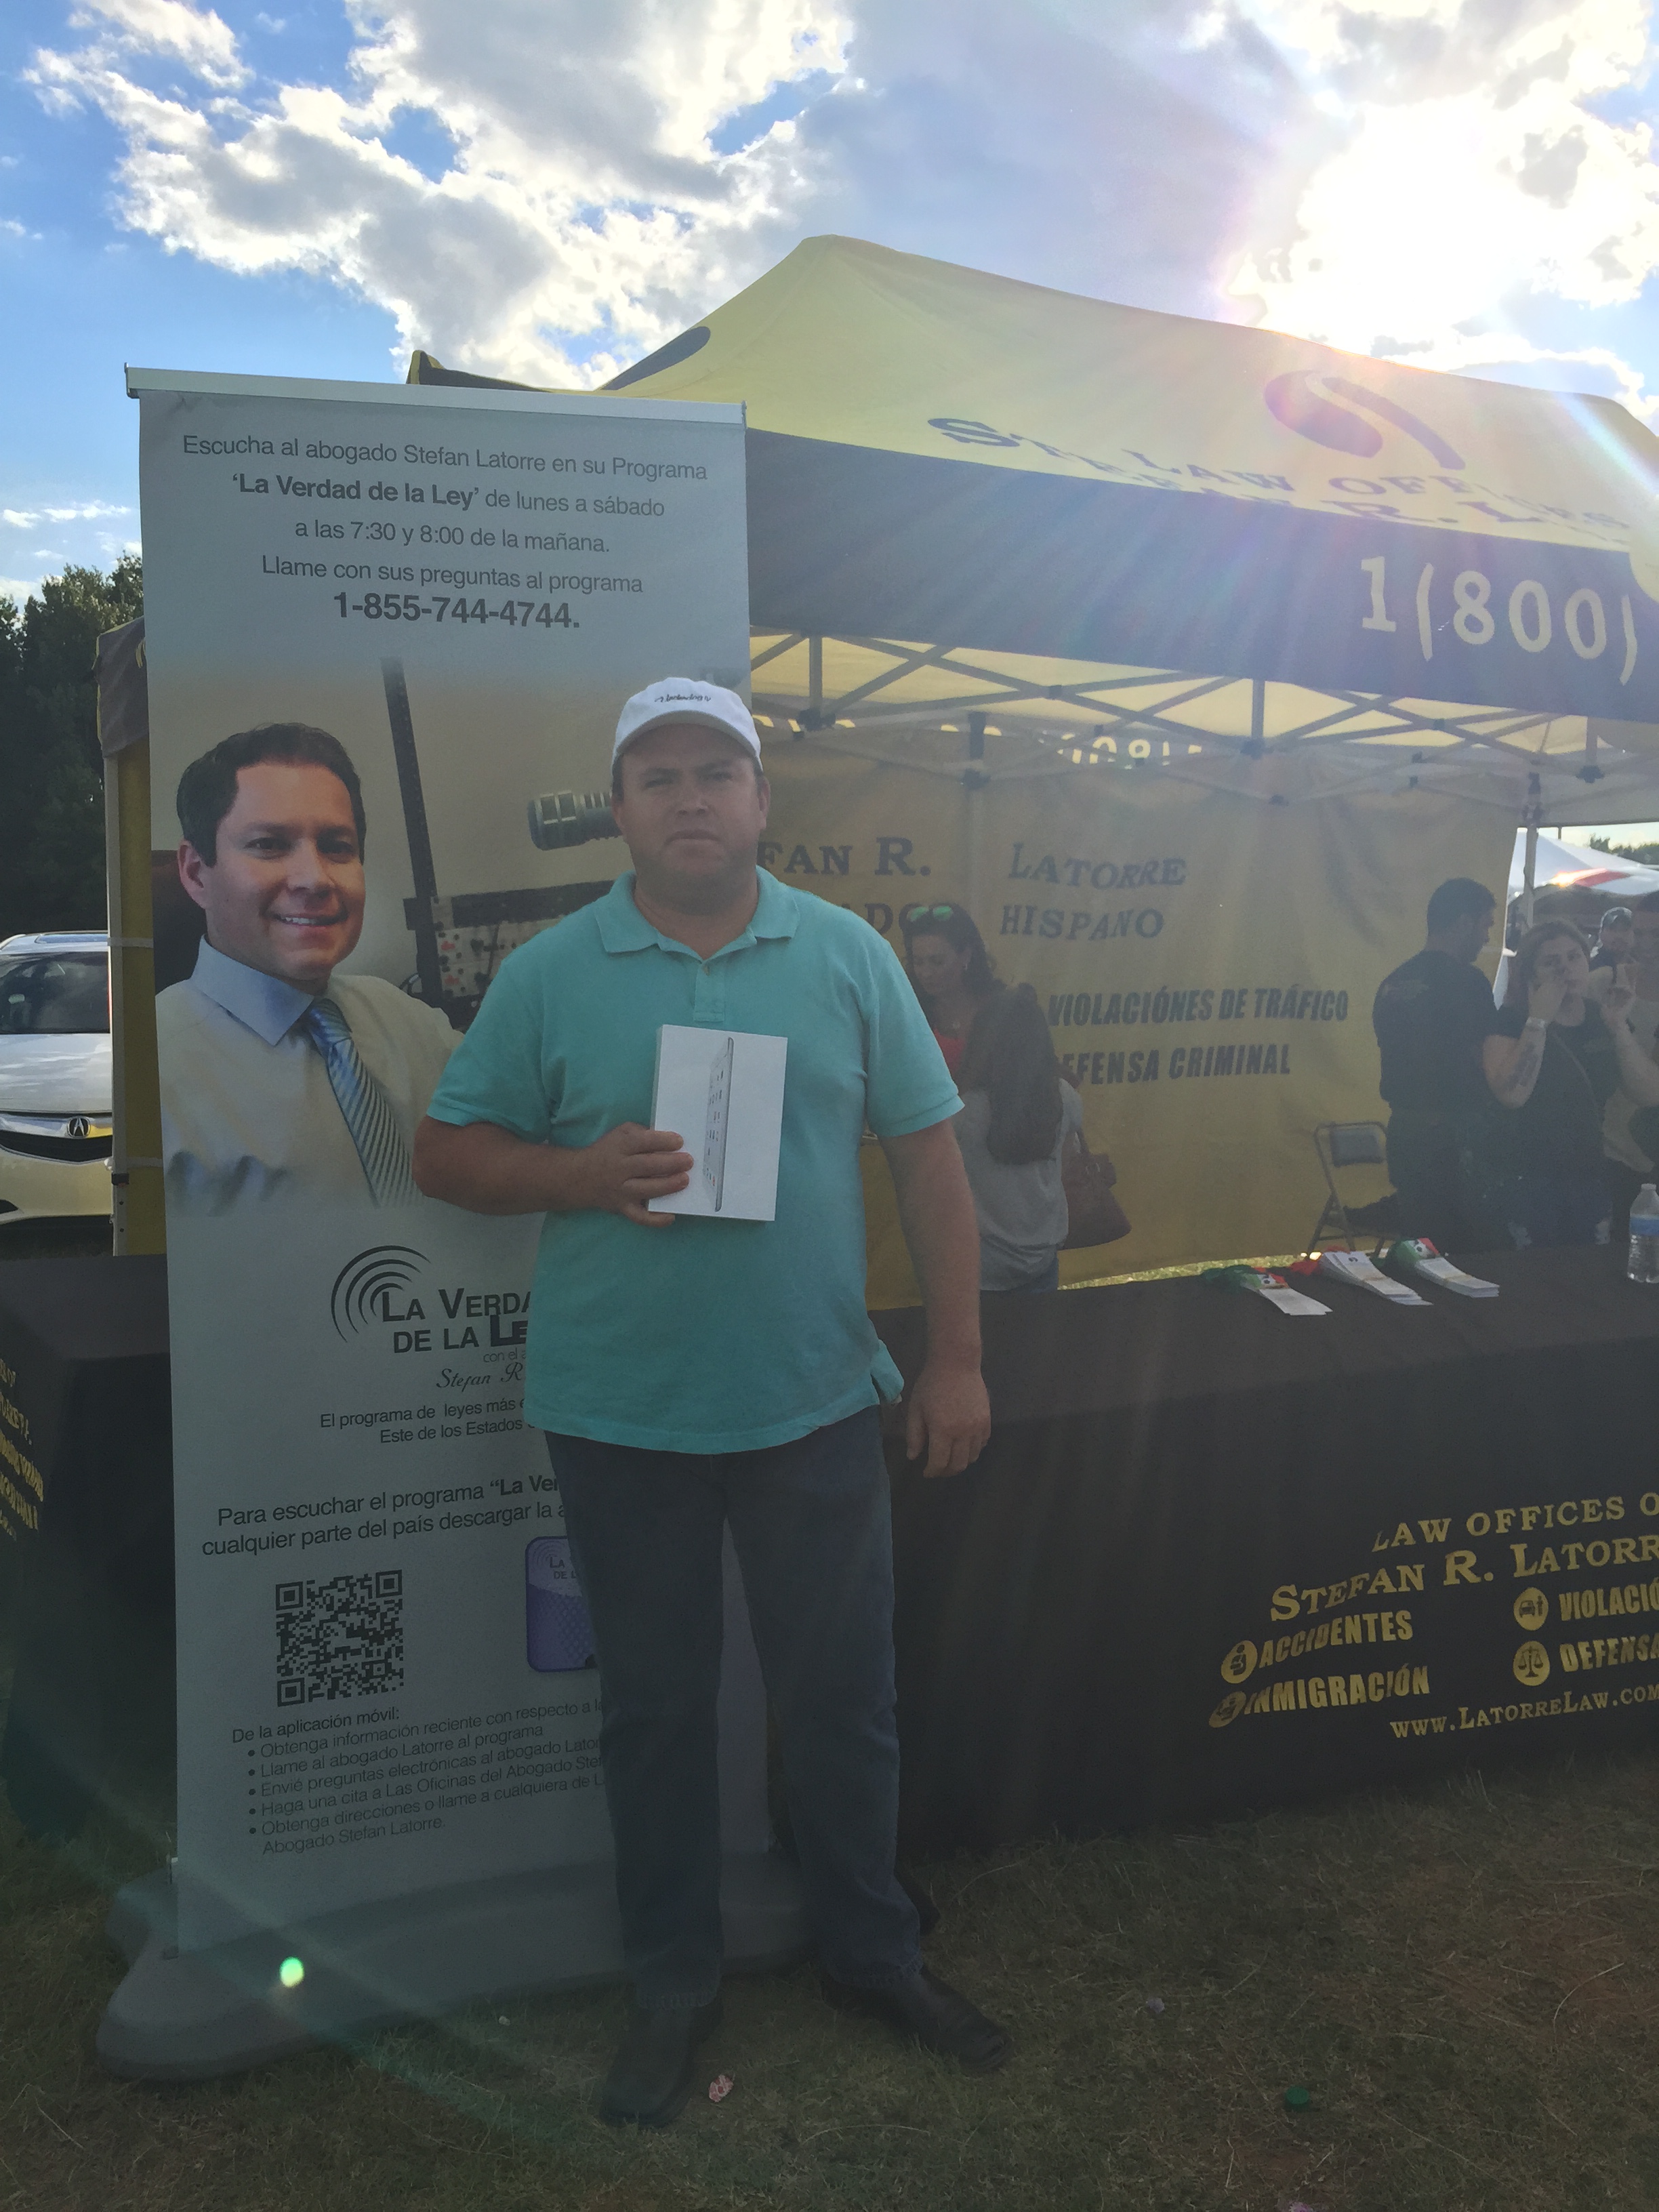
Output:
[0,1258,173,1837]
[876,1246,1659,1853]
[6,1250,1658,1852]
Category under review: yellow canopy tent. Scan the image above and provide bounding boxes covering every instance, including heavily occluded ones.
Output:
[414,232,1659,823]
[406,241,1659,1290]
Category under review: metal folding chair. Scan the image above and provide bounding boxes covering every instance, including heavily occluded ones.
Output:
[1307,1121,1393,1254]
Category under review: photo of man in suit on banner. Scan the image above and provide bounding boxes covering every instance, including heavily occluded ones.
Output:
[157,722,459,1214]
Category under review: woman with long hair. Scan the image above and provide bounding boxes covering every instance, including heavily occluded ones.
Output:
[952,983,1083,1292]
[899,902,1000,1073]
[1467,918,1659,1247]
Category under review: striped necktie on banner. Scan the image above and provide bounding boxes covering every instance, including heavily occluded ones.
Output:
[302,996,418,1208]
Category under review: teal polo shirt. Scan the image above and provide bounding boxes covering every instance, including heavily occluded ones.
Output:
[426,869,960,1452]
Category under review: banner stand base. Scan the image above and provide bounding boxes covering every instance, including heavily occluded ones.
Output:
[97,1852,808,2081]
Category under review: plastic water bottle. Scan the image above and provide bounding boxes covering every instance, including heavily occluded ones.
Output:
[1629,1183,1659,1283]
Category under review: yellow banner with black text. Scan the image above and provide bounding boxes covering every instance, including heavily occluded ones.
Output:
[758,739,1515,1304]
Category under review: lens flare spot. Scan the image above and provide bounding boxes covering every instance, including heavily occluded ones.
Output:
[279,1956,305,1989]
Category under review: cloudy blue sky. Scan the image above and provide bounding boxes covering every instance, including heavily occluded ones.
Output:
[5,0,1659,607]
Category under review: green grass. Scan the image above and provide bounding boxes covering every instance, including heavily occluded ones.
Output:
[6,1227,1656,2206]
[7,1749,1659,2211]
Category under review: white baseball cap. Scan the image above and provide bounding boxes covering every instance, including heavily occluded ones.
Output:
[612,678,760,770]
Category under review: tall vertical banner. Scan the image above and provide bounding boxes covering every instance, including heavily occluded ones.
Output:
[134,371,748,1959]
[753,736,1515,1302]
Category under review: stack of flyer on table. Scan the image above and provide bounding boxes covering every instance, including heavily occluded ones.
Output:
[1202,1264,1330,1315]
[1380,1238,1499,1298]
[1316,1250,1429,1306]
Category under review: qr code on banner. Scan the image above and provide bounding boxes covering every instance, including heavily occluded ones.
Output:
[274,1572,404,1706]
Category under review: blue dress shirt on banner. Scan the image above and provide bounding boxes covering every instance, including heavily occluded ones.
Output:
[157,939,458,1214]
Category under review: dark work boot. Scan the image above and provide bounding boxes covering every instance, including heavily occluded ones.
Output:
[597,1996,723,2127]
[821,1966,1009,2071]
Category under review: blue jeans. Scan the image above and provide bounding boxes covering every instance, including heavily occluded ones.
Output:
[545,1408,920,2008]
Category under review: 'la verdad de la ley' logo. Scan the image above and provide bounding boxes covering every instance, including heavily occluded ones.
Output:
[329,1244,529,1356]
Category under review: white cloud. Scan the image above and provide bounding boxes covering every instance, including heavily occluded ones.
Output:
[1226,0,1659,408]
[20,0,1307,385]
[64,0,245,86]
[27,0,852,386]
[1,501,132,527]
[0,501,140,607]
[20,0,1659,421]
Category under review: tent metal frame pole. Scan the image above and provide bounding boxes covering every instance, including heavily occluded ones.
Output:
[749,631,805,673]
[746,635,1659,819]
[752,634,1575,756]
[760,633,1225,721]
[1520,770,1544,931]
[104,739,130,1258]
[822,639,964,714]
[1317,692,1555,760]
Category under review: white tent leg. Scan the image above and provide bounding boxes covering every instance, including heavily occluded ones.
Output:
[1522,824,1538,930]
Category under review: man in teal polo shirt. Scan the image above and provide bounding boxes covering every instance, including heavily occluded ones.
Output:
[415,678,1002,2125]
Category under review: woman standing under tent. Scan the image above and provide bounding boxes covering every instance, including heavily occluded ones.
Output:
[899,903,1000,1073]
[1466,921,1659,1248]
[952,983,1084,1293]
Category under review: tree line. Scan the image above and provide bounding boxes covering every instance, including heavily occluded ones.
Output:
[1590,834,1659,867]
[0,555,142,943]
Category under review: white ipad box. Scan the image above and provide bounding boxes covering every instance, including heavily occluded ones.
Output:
[648,1025,788,1221]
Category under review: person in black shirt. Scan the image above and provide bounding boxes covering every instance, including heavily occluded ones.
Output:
[1467,920,1659,1247]
[1373,878,1499,1251]
[1591,905,1633,974]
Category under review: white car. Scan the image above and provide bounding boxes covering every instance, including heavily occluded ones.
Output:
[0,931,114,1226]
